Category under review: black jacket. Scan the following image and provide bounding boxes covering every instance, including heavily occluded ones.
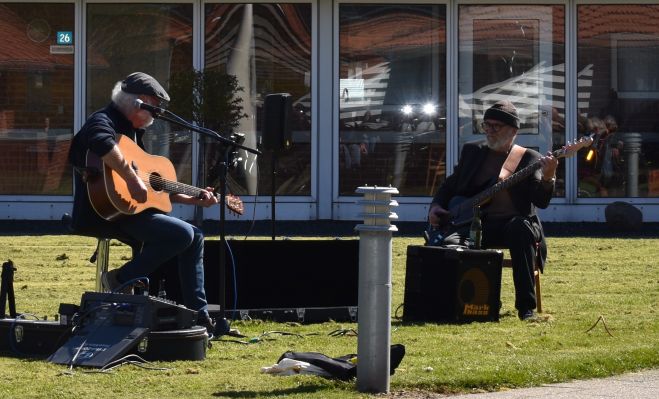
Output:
[68,103,145,239]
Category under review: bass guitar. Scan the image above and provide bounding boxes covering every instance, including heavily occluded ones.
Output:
[440,136,593,229]
[85,135,243,221]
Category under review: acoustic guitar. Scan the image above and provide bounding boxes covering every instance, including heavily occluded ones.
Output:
[86,135,243,221]
[439,136,593,230]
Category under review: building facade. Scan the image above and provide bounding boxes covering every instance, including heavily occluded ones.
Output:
[1,0,658,222]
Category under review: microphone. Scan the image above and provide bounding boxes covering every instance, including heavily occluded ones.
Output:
[135,99,166,116]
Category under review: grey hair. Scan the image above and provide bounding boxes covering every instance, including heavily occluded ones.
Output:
[111,81,139,114]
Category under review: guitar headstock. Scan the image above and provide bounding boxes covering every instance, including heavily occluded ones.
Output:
[226,194,244,216]
[553,135,594,159]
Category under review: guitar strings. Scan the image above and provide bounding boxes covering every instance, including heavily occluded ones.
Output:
[130,171,242,213]
[132,170,201,197]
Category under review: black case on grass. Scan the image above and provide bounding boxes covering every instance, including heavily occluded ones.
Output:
[0,319,72,357]
[132,326,207,361]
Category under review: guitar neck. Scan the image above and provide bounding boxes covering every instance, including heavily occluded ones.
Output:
[148,175,208,198]
[471,162,539,207]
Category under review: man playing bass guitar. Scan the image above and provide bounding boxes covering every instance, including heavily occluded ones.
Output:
[68,72,220,336]
[428,100,558,321]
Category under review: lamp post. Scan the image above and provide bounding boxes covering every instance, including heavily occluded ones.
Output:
[355,185,398,393]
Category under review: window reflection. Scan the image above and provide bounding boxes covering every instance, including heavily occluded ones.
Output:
[577,5,659,198]
[459,5,566,197]
[339,4,447,196]
[0,4,74,195]
[86,4,193,184]
[204,4,312,196]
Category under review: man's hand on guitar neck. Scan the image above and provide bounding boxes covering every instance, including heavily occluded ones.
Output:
[196,187,220,207]
[428,203,450,227]
[171,187,219,208]
[540,151,559,182]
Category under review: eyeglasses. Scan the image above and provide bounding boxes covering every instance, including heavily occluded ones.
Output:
[481,121,506,132]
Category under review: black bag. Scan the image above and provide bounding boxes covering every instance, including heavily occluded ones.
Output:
[278,344,405,381]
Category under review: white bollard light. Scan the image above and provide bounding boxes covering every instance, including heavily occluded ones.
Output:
[355,185,398,393]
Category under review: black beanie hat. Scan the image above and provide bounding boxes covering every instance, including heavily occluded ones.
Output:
[121,72,170,102]
[484,100,520,129]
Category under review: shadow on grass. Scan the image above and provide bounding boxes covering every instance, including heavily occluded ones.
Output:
[212,384,332,398]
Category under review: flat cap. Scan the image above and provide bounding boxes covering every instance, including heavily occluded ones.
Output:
[120,72,170,102]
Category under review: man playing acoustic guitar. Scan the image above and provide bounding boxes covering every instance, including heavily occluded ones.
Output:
[428,100,559,321]
[68,72,220,335]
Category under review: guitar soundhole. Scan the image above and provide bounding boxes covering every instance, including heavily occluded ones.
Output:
[149,173,164,191]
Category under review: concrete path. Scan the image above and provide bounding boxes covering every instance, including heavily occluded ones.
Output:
[444,369,659,399]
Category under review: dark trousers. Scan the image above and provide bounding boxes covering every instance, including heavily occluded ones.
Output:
[442,216,539,311]
[115,211,209,316]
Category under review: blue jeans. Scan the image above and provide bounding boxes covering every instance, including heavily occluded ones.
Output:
[115,211,208,317]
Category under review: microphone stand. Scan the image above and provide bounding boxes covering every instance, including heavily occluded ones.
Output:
[153,110,260,313]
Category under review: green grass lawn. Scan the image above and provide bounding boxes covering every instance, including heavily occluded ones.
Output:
[0,234,657,398]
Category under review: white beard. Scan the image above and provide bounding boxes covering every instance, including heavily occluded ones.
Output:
[141,117,154,128]
[486,130,516,153]
[486,135,509,152]
[136,115,154,129]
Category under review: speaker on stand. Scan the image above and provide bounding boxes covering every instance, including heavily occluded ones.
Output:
[260,93,293,240]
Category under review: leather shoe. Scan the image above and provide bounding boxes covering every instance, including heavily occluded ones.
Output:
[518,309,536,321]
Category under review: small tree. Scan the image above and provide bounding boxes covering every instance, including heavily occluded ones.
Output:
[167,69,247,134]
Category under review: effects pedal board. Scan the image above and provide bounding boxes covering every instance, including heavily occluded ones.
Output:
[78,292,197,332]
[48,292,198,367]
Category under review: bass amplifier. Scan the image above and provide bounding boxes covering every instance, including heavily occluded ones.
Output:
[403,245,503,323]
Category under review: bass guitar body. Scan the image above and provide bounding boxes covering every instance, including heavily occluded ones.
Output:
[446,195,483,228]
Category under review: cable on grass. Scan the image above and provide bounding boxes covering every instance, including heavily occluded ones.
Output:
[91,354,171,373]
[585,315,614,337]
[216,329,310,345]
[60,354,171,375]
[260,330,304,339]
[328,328,357,337]
[393,303,405,319]
[216,337,251,345]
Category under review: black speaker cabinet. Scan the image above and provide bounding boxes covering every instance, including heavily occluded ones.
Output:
[403,245,503,323]
[261,93,293,152]
[151,239,359,322]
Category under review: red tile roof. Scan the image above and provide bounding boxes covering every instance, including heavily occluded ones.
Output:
[0,6,73,70]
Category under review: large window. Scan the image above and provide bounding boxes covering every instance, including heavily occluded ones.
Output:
[577,5,659,198]
[458,5,566,197]
[0,3,74,195]
[338,4,447,196]
[204,3,312,196]
[86,4,194,184]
